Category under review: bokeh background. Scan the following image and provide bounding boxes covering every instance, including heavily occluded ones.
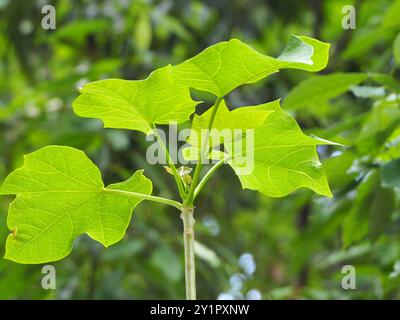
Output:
[1,0,400,299]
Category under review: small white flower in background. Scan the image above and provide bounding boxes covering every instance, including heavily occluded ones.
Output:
[246,289,262,300]
[239,253,256,275]
[25,104,41,118]
[217,293,234,300]
[19,19,33,35]
[46,97,63,113]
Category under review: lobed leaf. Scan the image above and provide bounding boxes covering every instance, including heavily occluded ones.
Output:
[226,100,334,197]
[0,146,152,263]
[72,65,198,134]
[172,35,330,97]
[188,99,273,148]
[183,100,334,197]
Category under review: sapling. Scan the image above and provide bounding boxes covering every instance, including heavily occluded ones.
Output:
[0,35,334,300]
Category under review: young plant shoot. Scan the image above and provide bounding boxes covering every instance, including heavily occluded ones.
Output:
[0,35,334,300]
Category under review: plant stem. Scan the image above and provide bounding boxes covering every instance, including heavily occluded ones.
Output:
[152,125,187,199]
[104,188,183,210]
[193,158,225,200]
[185,97,223,206]
[180,206,196,300]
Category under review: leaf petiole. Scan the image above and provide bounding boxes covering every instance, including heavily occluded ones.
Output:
[152,124,187,200]
[104,188,183,210]
[193,158,226,201]
[185,97,223,206]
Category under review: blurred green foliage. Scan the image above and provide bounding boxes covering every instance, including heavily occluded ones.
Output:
[1,0,400,299]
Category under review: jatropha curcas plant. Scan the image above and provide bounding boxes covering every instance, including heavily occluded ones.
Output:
[0,35,335,300]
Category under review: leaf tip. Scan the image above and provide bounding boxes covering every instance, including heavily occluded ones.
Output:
[324,189,334,198]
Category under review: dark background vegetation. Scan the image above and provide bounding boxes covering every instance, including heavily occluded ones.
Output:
[1,0,400,299]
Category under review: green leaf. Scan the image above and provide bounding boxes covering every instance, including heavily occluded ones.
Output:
[172,35,329,97]
[150,244,182,283]
[183,147,227,162]
[72,65,197,134]
[277,35,329,71]
[343,170,395,246]
[283,73,367,110]
[394,33,400,65]
[382,159,400,188]
[0,146,152,264]
[369,186,395,241]
[356,99,400,155]
[382,0,400,29]
[343,171,379,247]
[342,28,388,60]
[226,100,334,197]
[49,20,110,46]
[369,73,400,93]
[323,151,357,191]
[134,11,152,51]
[188,99,273,148]
[183,100,335,197]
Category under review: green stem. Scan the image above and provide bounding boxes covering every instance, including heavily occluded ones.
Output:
[193,158,225,200]
[185,97,223,206]
[104,188,183,210]
[152,125,186,199]
[181,206,196,300]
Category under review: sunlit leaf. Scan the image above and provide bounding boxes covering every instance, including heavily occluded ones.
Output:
[226,100,334,197]
[72,65,198,134]
[173,35,329,97]
[0,146,152,263]
[184,100,335,197]
[188,99,273,148]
